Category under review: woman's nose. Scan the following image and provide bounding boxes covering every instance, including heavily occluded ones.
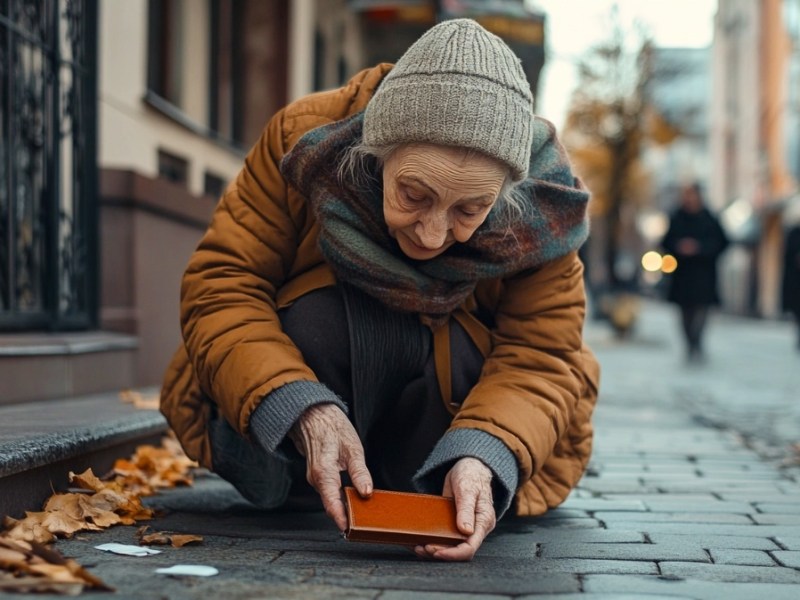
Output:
[416,212,449,248]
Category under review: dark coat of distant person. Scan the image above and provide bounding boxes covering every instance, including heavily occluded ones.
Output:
[661,198,729,307]
[783,224,800,316]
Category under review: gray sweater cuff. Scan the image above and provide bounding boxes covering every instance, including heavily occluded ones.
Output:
[249,380,348,455]
[412,428,519,519]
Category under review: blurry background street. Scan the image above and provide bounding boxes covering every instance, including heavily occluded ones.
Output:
[587,298,800,462]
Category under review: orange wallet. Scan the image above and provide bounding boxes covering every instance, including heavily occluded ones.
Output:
[343,487,467,547]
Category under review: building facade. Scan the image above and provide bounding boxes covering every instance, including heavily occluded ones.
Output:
[710,0,800,317]
[1,0,545,403]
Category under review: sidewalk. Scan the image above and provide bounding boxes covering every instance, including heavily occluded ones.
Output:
[10,300,800,599]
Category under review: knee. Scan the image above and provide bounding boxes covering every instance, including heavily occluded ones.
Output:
[279,287,350,361]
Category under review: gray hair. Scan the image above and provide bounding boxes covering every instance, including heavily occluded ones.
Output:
[338,140,527,228]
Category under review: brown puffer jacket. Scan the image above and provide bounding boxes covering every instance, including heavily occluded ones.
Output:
[160,65,600,517]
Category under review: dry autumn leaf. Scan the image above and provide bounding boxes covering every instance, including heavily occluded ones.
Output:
[119,389,160,410]
[0,433,197,593]
[0,537,112,595]
[136,526,203,548]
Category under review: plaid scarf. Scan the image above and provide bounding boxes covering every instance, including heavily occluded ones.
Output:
[280,112,589,326]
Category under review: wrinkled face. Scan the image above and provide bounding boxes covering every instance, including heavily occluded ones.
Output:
[382,144,507,260]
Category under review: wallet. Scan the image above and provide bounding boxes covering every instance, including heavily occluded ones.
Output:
[343,486,467,546]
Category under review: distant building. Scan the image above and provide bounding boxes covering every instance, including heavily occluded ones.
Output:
[643,47,712,214]
[710,0,800,317]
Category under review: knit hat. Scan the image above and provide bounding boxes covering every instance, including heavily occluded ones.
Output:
[363,18,534,182]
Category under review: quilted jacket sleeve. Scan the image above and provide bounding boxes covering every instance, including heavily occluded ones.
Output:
[179,109,326,438]
[446,251,590,488]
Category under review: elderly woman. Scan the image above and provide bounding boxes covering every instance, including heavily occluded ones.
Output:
[160,18,599,562]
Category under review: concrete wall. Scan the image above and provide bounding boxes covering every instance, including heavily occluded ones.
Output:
[99,169,216,386]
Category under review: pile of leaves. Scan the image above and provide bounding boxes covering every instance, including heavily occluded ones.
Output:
[0,432,198,594]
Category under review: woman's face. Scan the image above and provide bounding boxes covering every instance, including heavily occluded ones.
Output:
[382,144,507,260]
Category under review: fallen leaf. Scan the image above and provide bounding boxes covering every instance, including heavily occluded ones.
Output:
[119,389,160,410]
[68,469,106,492]
[2,516,56,545]
[136,526,203,548]
[169,534,204,548]
[0,538,112,594]
[0,432,195,592]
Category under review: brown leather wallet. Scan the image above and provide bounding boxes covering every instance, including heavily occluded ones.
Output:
[343,486,467,546]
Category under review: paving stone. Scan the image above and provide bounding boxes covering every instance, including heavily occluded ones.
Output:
[775,536,800,550]
[648,481,785,493]
[776,481,800,492]
[709,549,776,566]
[772,551,800,569]
[601,492,719,504]
[495,529,645,544]
[603,522,800,537]
[751,513,800,525]
[534,508,589,520]
[595,511,753,524]
[583,574,800,600]
[560,497,647,512]
[647,533,780,550]
[518,595,684,600]
[756,502,800,514]
[718,490,800,502]
[577,480,662,494]
[643,471,781,482]
[529,517,603,529]
[313,571,581,596]
[659,561,800,583]
[381,593,508,600]
[536,559,657,575]
[641,499,754,513]
[540,542,709,562]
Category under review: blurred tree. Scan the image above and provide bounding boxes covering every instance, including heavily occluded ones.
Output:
[562,7,680,293]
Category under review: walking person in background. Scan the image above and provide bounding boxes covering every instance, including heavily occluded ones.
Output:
[660,183,729,363]
[159,19,599,562]
[782,221,800,350]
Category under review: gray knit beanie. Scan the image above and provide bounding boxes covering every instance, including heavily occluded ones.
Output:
[363,18,534,182]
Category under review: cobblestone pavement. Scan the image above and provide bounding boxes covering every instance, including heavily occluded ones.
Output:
[14,300,800,600]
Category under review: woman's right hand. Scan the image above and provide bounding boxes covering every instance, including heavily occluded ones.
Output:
[288,404,373,531]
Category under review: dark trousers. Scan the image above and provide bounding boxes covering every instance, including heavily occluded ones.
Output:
[679,304,709,358]
[209,285,484,509]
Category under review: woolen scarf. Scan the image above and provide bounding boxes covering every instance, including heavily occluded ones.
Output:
[279,112,589,326]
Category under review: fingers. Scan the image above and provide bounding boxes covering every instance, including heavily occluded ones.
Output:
[454,486,477,535]
[344,444,373,498]
[414,502,496,562]
[309,464,348,531]
[421,457,496,561]
[294,405,371,531]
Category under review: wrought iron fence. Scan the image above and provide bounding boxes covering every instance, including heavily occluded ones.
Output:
[0,0,97,330]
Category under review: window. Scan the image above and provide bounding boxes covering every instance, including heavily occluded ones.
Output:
[203,171,228,197]
[157,149,189,186]
[147,0,289,151]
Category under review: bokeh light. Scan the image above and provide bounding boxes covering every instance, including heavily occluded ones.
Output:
[661,254,678,274]
[641,251,663,272]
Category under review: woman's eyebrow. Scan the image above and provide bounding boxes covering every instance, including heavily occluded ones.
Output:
[399,175,495,203]
[398,175,437,196]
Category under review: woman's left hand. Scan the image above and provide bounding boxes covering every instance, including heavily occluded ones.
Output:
[414,457,496,562]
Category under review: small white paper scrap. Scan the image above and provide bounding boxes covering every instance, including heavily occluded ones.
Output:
[95,543,161,557]
[155,565,219,577]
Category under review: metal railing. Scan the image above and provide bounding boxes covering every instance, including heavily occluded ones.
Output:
[0,0,98,330]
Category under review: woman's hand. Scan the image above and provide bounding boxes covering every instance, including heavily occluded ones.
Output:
[288,404,373,531]
[414,457,496,562]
